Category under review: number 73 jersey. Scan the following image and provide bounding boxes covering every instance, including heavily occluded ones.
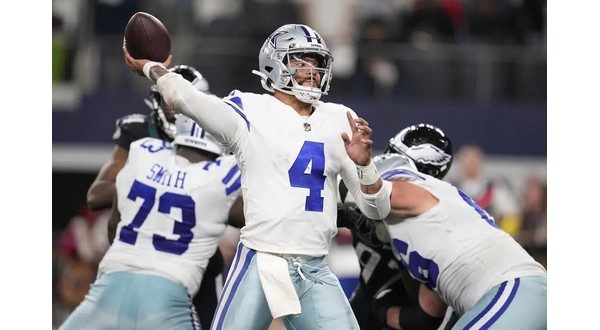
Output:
[98,138,241,296]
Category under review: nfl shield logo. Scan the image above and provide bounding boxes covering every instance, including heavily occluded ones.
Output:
[304,122,312,131]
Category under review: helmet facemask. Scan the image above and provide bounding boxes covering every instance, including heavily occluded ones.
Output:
[155,103,177,139]
[145,89,177,139]
[283,51,332,104]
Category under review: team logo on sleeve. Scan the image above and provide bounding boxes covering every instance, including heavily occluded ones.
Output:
[407,144,452,166]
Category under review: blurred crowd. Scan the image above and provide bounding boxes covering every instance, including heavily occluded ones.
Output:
[450,145,547,257]
[53,0,546,100]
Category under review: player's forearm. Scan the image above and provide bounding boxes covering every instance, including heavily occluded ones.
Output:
[149,66,241,146]
[386,307,402,329]
[87,181,117,210]
[389,284,445,330]
[361,178,382,194]
[342,160,392,220]
[107,192,120,244]
[148,63,170,82]
[356,180,392,219]
[355,159,383,194]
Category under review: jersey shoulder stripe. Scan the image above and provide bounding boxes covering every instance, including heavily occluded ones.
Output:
[223,91,250,130]
[381,168,425,181]
[217,156,241,196]
[222,164,241,196]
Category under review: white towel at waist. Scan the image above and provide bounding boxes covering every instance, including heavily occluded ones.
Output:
[256,251,302,318]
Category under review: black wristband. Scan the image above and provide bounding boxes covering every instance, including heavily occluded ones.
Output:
[399,303,444,330]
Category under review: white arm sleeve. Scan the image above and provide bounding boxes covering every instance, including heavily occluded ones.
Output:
[156,72,246,147]
[339,155,392,220]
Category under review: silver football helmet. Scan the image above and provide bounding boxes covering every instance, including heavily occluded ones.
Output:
[252,24,333,104]
[173,114,223,156]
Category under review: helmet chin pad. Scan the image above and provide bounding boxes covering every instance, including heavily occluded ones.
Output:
[292,88,322,104]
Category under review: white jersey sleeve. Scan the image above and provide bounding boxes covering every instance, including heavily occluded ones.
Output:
[327,109,391,220]
[99,138,241,295]
[156,73,248,148]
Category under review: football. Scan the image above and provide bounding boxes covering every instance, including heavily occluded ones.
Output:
[124,12,171,62]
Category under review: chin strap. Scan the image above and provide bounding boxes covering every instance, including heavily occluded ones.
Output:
[252,70,275,93]
[252,69,322,104]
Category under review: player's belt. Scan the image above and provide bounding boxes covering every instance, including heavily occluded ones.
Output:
[275,253,319,262]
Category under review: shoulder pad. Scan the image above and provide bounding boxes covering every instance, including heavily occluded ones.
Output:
[114,114,149,140]
[374,154,425,181]
[131,137,173,153]
[315,101,353,114]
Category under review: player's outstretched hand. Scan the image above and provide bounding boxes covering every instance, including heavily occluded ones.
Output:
[341,111,373,166]
[123,40,172,76]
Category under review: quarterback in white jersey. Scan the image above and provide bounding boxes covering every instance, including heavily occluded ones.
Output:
[124,24,392,330]
[371,124,546,330]
[60,115,242,330]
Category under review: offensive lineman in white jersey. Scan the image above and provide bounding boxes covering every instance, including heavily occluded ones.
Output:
[124,23,392,329]
[60,115,242,329]
[369,124,547,329]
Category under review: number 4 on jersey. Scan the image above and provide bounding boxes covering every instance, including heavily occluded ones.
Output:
[288,141,326,212]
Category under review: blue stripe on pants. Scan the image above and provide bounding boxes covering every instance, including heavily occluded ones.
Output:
[464,279,520,329]
[481,278,520,329]
[211,243,256,330]
[453,276,548,330]
[464,281,508,329]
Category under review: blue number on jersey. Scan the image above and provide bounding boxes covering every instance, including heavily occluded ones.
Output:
[118,180,196,255]
[288,141,326,212]
[393,238,440,289]
[457,188,496,227]
[140,139,171,153]
[153,192,196,255]
[119,180,155,245]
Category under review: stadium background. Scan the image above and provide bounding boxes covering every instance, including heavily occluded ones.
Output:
[52,0,546,327]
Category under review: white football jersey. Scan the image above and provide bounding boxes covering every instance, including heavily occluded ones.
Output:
[375,154,546,315]
[221,90,364,256]
[98,138,241,295]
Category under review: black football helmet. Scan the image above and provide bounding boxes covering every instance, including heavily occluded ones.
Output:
[144,65,210,139]
[384,123,453,179]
